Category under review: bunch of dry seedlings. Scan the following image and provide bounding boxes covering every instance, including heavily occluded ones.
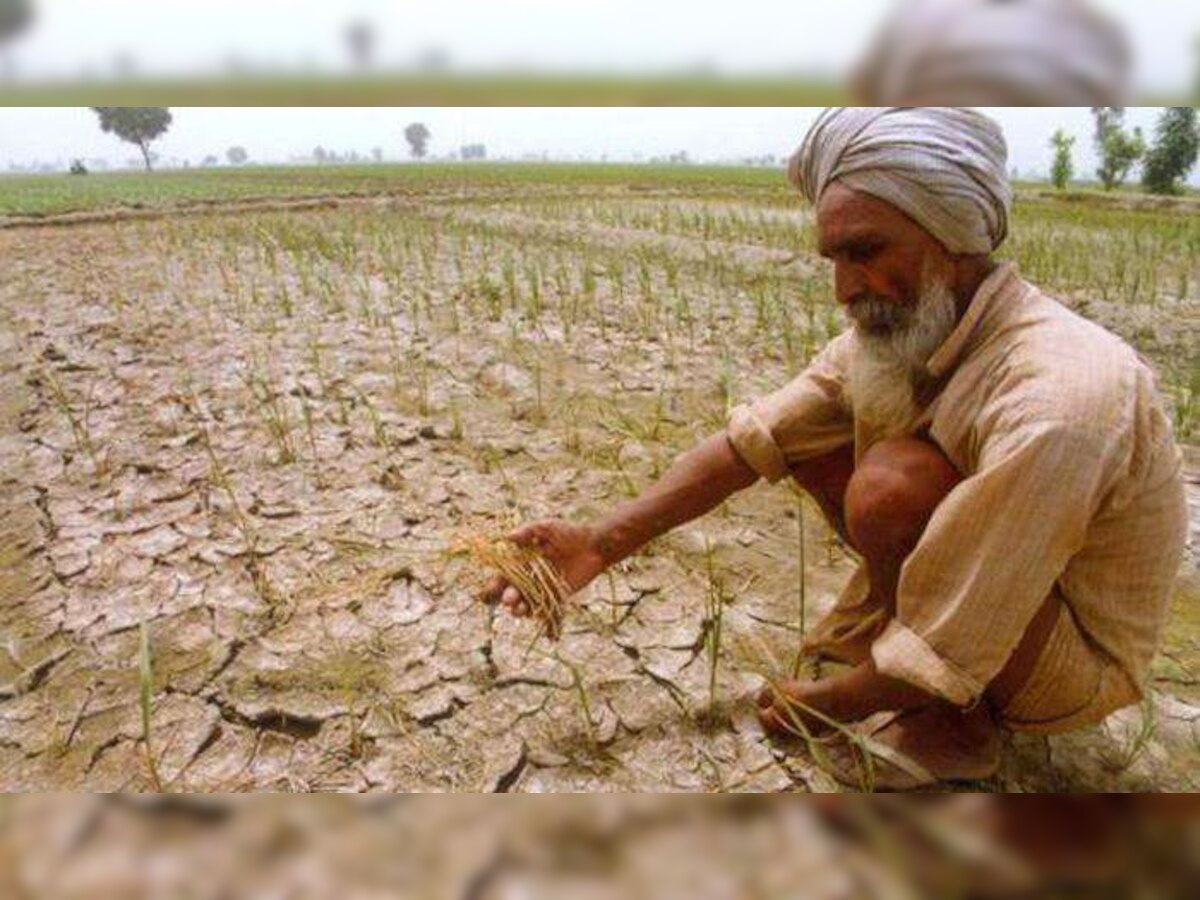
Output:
[450,533,571,640]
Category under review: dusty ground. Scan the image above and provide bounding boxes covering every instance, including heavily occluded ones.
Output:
[0,187,1196,792]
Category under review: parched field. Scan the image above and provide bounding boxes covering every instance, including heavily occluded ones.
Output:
[1,165,1196,791]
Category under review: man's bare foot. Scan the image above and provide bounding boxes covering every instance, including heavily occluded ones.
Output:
[831,702,1001,790]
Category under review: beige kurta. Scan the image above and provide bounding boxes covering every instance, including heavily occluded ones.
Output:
[728,262,1189,727]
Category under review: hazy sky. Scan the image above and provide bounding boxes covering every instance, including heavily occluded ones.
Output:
[8,0,1197,90]
[1,107,1195,186]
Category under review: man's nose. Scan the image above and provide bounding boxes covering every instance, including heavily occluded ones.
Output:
[834,262,866,306]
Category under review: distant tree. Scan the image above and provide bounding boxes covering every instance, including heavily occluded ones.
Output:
[1089,106,1144,190]
[90,107,172,172]
[0,0,32,78]
[371,147,383,163]
[1142,107,1199,195]
[201,154,218,167]
[1090,106,1124,147]
[404,122,431,159]
[226,145,248,166]
[1097,125,1145,190]
[460,143,487,161]
[345,20,375,69]
[1049,128,1075,190]
[313,146,328,164]
[69,159,88,176]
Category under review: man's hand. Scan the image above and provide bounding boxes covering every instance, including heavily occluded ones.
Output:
[478,519,608,618]
[479,431,759,622]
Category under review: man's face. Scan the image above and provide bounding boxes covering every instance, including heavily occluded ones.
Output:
[816,182,955,336]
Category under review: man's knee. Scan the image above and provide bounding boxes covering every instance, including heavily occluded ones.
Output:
[845,437,961,557]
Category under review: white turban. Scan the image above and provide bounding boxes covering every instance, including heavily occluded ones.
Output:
[788,107,1012,255]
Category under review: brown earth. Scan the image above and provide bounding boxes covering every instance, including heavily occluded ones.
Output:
[0,190,1195,792]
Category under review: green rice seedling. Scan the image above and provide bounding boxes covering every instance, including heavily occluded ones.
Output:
[580,257,597,309]
[733,631,876,792]
[1106,694,1159,773]
[41,367,108,479]
[717,346,736,417]
[242,355,297,465]
[139,619,164,792]
[532,358,545,423]
[353,385,390,449]
[478,272,504,322]
[552,650,598,747]
[384,318,406,403]
[1167,367,1196,441]
[703,536,727,710]
[502,255,519,310]
[791,487,809,678]
[606,570,621,630]
[523,259,543,320]
[186,393,284,615]
[450,533,571,641]
[300,398,326,487]
[305,328,330,398]
[275,281,294,318]
[612,455,639,499]
[551,257,571,303]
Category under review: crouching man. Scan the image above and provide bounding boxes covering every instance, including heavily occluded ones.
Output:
[482,108,1188,788]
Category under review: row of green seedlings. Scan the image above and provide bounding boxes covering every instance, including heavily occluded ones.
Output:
[191,201,840,392]
[181,206,837,467]
[505,189,1199,313]
[178,210,842,530]
[499,195,819,253]
[391,205,840,368]
[1011,204,1197,307]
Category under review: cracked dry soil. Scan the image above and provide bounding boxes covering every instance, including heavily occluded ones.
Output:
[0,189,1196,792]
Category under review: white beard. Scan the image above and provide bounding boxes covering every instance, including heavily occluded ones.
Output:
[844,275,959,441]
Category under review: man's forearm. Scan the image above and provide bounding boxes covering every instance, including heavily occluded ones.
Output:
[592,431,759,565]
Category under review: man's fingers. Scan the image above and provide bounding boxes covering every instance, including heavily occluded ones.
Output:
[500,585,532,617]
[508,521,549,549]
[477,575,507,604]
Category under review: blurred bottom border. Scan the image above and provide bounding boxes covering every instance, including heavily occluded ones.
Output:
[1,795,1197,898]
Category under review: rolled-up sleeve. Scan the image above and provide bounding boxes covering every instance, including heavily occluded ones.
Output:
[872,416,1115,706]
[726,332,856,483]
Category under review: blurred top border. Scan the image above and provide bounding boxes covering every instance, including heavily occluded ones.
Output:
[0,73,1190,106]
[0,74,860,106]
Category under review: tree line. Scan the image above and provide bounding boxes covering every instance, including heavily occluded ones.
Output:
[58,106,1200,195]
[1049,107,1198,195]
[79,109,478,172]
